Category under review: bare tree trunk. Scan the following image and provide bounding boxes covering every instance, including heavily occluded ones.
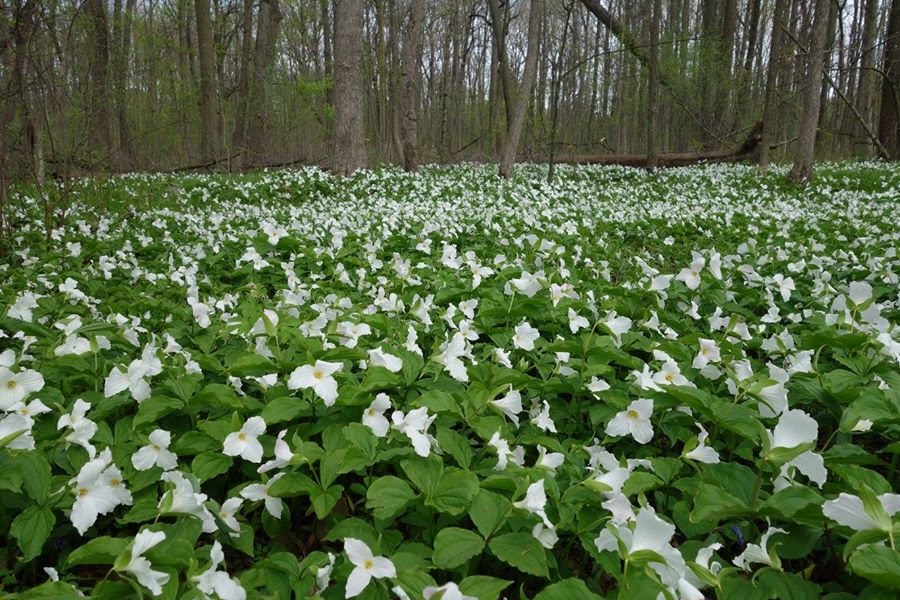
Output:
[113,0,136,169]
[231,0,255,170]
[399,0,425,170]
[879,0,900,159]
[647,0,660,170]
[195,0,219,164]
[759,0,788,173]
[248,0,283,166]
[855,0,878,153]
[788,0,830,184]
[487,0,516,130]
[86,0,111,166]
[498,0,542,178]
[333,0,367,175]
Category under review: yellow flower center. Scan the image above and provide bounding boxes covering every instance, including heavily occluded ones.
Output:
[627,409,639,419]
[238,432,246,441]
[363,559,373,570]
[313,370,324,380]
[665,373,675,383]
[110,478,121,487]
[6,381,16,389]
[367,409,375,416]
[78,487,89,497]
[152,444,160,451]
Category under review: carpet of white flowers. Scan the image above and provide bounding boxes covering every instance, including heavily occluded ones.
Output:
[1,163,899,600]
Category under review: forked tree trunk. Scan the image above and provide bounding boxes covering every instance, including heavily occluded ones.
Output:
[333,0,367,175]
[788,0,830,184]
[498,0,542,178]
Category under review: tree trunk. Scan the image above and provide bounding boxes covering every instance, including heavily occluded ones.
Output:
[879,0,900,159]
[647,0,661,170]
[113,0,136,169]
[333,0,367,175]
[86,0,112,166]
[231,0,255,170]
[487,0,516,131]
[498,0,542,178]
[195,0,219,164]
[759,0,788,173]
[248,0,283,166]
[788,0,830,184]
[855,0,878,152]
[399,0,425,171]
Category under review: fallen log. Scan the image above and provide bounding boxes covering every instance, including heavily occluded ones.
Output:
[558,122,764,168]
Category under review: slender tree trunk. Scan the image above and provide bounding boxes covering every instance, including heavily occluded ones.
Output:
[646,0,661,170]
[879,0,900,158]
[248,0,283,166]
[499,0,542,178]
[231,0,255,170]
[333,0,367,175]
[788,0,830,183]
[855,0,878,153]
[487,0,516,130]
[760,0,788,173]
[86,0,112,166]
[195,0,219,163]
[399,0,425,170]
[113,0,136,169]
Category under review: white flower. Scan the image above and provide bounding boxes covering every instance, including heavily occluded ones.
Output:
[822,492,900,531]
[0,366,44,410]
[733,525,786,571]
[344,538,396,598]
[240,472,285,519]
[258,429,293,473]
[0,413,35,449]
[605,399,654,444]
[392,407,436,457]
[193,540,247,600]
[488,431,524,470]
[676,256,704,290]
[423,582,477,600]
[288,360,343,406]
[509,270,542,297]
[118,530,169,596]
[536,445,565,471]
[434,332,470,382]
[368,347,403,373]
[530,400,557,433]
[847,281,873,306]
[132,430,178,471]
[683,424,719,463]
[316,552,336,592]
[70,449,123,535]
[363,394,391,437]
[531,523,559,549]
[57,398,98,457]
[768,408,817,451]
[512,321,540,351]
[586,376,611,395]
[603,312,633,340]
[692,339,721,370]
[568,308,589,333]
[492,387,523,427]
[223,416,266,463]
[159,471,216,532]
[513,479,553,528]
[216,497,243,534]
[652,361,690,387]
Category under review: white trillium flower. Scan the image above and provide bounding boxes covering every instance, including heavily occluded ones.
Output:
[367,347,403,373]
[258,429,294,473]
[683,424,720,463]
[391,407,436,457]
[216,497,243,534]
[193,540,247,600]
[363,393,391,437]
[240,472,285,519]
[586,376,611,395]
[822,492,900,531]
[606,398,654,444]
[132,429,178,471]
[488,431,524,470]
[70,449,129,535]
[223,416,266,463]
[343,538,396,598]
[532,523,559,549]
[492,386,523,427]
[315,552,336,592]
[847,281,873,306]
[513,479,553,528]
[288,360,343,406]
[733,525,786,571]
[512,321,540,351]
[118,530,169,597]
[768,408,818,451]
[0,366,45,410]
[568,308,589,333]
[423,582,477,600]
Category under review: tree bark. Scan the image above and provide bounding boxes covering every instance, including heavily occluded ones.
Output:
[86,0,112,166]
[113,0,136,169]
[646,0,661,170]
[487,0,516,131]
[879,0,900,159]
[333,0,367,175]
[759,0,788,173]
[248,0,283,166]
[788,0,830,184]
[855,0,878,150]
[195,0,219,164]
[230,0,255,170]
[399,0,425,171]
[498,0,542,178]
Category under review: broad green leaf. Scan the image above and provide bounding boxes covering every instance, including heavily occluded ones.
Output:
[228,353,276,377]
[19,452,52,503]
[133,395,183,428]
[428,469,479,515]
[191,451,233,481]
[261,396,310,424]
[432,527,485,569]
[469,489,511,539]
[488,532,549,577]
[68,536,130,566]
[366,476,417,520]
[458,576,512,600]
[11,506,54,561]
[533,578,604,600]
[268,471,316,498]
[311,485,342,519]
[848,544,900,589]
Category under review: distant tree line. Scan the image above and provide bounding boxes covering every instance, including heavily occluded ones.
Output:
[1,0,899,188]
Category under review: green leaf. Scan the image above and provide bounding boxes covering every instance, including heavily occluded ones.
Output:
[437,427,473,469]
[0,451,24,492]
[762,486,823,519]
[755,568,821,599]
[401,456,443,496]
[366,476,417,520]
[488,532,549,577]
[432,527,485,569]
[68,536,130,566]
[469,489,511,539]
[859,484,893,532]
[133,395,183,428]
[268,471,316,498]
[689,483,749,524]
[843,529,889,560]
[458,576,512,600]
[848,544,900,589]
[19,452,52,503]
[262,396,310,424]
[229,353,276,377]
[311,485,342,519]
[191,451,233,481]
[428,469,479,515]
[533,578,604,600]
[11,506,54,561]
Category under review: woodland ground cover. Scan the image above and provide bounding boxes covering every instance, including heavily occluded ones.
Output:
[0,162,898,600]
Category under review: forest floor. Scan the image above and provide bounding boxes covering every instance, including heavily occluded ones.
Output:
[1,162,899,599]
